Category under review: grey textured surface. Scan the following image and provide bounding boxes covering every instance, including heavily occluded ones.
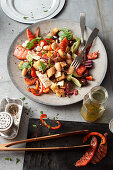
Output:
[0,0,113,169]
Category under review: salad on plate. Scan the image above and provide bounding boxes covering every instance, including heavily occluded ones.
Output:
[14,27,98,97]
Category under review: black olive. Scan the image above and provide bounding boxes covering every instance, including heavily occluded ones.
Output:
[68,51,72,56]
[68,40,74,47]
[56,38,59,43]
[81,78,88,86]
[83,70,89,77]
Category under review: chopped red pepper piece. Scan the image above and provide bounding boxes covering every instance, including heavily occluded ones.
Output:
[86,76,93,81]
[76,65,86,76]
[26,29,35,41]
[75,136,97,167]
[31,67,37,77]
[87,51,98,60]
[83,132,106,145]
[59,37,68,51]
[40,114,61,130]
[35,27,40,37]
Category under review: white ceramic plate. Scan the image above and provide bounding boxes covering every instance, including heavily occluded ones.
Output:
[7,19,107,106]
[1,0,65,24]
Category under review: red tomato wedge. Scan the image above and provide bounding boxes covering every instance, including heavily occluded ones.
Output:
[87,51,98,60]
[14,45,29,60]
[75,136,98,167]
[59,37,68,51]
[26,29,35,41]
[76,65,86,76]
[35,27,40,37]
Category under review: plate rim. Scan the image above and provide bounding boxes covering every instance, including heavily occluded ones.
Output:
[7,19,108,106]
[1,0,65,24]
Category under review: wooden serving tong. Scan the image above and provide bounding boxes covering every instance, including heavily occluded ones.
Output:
[0,130,90,151]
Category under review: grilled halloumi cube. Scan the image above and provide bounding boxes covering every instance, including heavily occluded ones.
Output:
[47,67,56,78]
[56,72,66,81]
[55,71,61,78]
[52,27,59,35]
[28,51,41,60]
[57,80,64,87]
[22,40,29,48]
[33,59,46,71]
[36,71,52,88]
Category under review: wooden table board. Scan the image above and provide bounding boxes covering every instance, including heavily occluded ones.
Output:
[23,118,113,170]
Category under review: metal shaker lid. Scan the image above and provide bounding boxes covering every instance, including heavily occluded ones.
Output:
[0,112,13,132]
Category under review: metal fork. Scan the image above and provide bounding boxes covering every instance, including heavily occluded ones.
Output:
[80,12,86,47]
[70,28,99,70]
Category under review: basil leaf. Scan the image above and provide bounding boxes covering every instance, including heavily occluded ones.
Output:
[5,157,12,161]
[16,158,20,164]
[22,62,29,69]
[18,64,23,70]
[39,61,46,73]
[45,39,51,44]
[26,37,43,50]
[32,124,37,128]
[60,27,68,33]
[40,111,43,114]
[58,28,73,41]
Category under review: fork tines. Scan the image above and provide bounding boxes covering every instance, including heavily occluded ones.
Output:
[71,56,82,69]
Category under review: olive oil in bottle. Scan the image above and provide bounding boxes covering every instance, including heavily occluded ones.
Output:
[81,86,108,122]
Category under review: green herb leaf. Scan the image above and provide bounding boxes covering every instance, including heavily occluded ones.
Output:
[46,36,53,39]
[26,37,43,50]
[25,103,28,104]
[58,27,73,41]
[16,158,20,164]
[48,125,51,129]
[5,157,12,161]
[39,61,46,73]
[44,10,48,12]
[32,124,37,128]
[21,97,25,101]
[42,51,47,55]
[22,62,29,69]
[23,16,28,20]
[40,111,43,114]
[45,39,51,44]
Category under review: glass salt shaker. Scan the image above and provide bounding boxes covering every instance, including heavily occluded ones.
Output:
[80,86,108,122]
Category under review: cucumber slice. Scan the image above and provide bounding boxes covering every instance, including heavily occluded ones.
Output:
[67,75,82,87]
[71,77,82,87]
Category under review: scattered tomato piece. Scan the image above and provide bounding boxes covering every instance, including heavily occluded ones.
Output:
[86,76,93,81]
[87,51,98,60]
